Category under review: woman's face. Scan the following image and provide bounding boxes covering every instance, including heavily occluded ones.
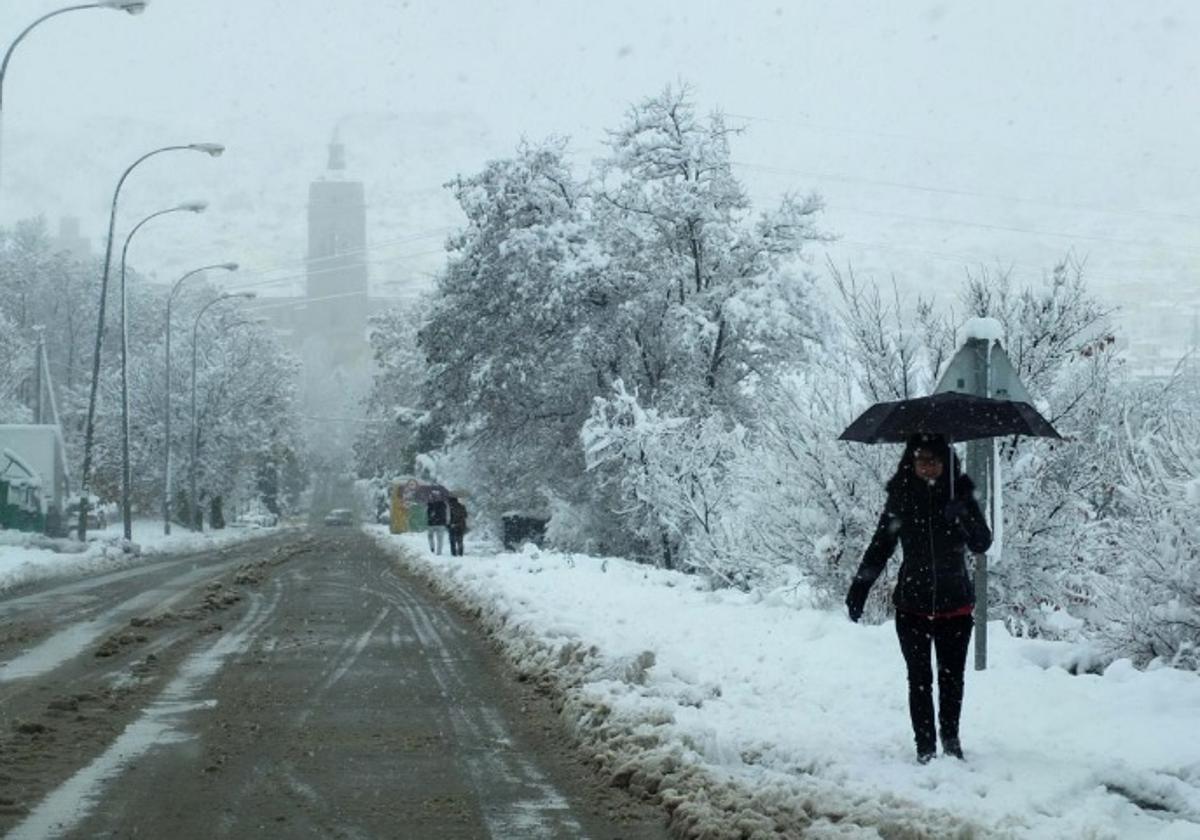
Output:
[913,448,944,482]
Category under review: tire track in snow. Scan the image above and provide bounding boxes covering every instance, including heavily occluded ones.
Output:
[294,604,390,725]
[5,579,285,840]
[0,559,248,685]
[377,565,588,840]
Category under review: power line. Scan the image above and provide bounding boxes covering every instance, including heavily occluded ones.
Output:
[830,206,1200,256]
[214,227,452,281]
[222,248,446,295]
[825,238,1149,287]
[246,288,371,311]
[731,160,1200,226]
[725,111,1200,180]
[728,162,1200,257]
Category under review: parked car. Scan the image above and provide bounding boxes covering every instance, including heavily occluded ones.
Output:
[65,496,107,530]
[232,511,278,528]
[323,508,355,526]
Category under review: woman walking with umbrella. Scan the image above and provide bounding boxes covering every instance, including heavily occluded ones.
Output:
[845,432,992,763]
[839,388,1059,762]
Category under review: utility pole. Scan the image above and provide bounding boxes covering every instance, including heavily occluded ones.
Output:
[32,328,44,424]
[963,338,993,671]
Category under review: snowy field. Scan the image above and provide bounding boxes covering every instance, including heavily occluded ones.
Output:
[0,521,283,595]
[372,528,1200,839]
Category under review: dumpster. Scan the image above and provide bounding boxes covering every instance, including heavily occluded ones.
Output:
[501,512,548,551]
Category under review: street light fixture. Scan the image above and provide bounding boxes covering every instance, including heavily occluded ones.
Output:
[189,291,255,531]
[77,143,224,541]
[0,1,149,193]
[100,2,149,13]
[117,201,207,540]
[163,262,238,534]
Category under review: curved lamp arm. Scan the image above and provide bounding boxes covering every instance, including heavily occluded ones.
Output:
[0,2,148,111]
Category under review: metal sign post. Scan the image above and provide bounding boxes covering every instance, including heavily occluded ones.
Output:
[934,322,1032,670]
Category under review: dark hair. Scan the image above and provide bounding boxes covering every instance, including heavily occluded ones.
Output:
[886,433,962,498]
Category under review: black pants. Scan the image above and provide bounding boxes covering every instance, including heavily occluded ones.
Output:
[895,611,973,755]
[448,526,465,556]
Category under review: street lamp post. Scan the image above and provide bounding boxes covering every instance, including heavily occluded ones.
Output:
[0,1,148,194]
[163,262,237,534]
[77,142,224,541]
[118,201,206,540]
[189,292,254,531]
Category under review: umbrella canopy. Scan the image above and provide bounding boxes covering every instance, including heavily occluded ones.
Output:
[838,392,1061,444]
[408,483,450,503]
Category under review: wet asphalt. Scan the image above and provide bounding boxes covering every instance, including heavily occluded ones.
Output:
[0,527,668,840]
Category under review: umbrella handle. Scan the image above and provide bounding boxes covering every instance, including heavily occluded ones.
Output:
[948,434,955,500]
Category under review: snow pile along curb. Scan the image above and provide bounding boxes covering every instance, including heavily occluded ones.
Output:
[0,523,293,595]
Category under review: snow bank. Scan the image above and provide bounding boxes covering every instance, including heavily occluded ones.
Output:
[0,520,283,594]
[372,529,1200,839]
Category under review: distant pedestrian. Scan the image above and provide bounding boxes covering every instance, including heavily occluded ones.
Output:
[426,494,449,555]
[845,433,992,764]
[448,496,468,556]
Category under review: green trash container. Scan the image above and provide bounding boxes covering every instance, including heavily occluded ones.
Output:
[409,504,429,531]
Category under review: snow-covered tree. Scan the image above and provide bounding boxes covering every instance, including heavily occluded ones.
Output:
[582,86,826,568]
[168,302,301,526]
[418,137,609,525]
[401,86,829,570]
[355,302,433,479]
[583,379,751,583]
[594,86,825,412]
[0,307,32,423]
[1097,371,1200,668]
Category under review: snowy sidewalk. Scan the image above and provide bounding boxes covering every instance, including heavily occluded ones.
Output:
[1,520,287,595]
[372,528,1200,839]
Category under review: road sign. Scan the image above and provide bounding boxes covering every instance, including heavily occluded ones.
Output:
[935,341,1033,404]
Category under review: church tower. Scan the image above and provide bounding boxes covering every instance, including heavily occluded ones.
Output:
[306,135,368,358]
[298,136,372,463]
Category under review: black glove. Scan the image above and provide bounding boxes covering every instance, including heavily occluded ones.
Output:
[845,579,870,623]
[943,499,968,523]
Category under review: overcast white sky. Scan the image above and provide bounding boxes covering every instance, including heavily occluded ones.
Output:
[3,0,1198,347]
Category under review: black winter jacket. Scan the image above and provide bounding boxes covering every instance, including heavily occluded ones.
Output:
[427,500,449,526]
[851,472,992,616]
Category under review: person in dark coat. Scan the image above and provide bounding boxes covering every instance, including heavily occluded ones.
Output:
[845,432,992,764]
[426,494,449,555]
[447,496,468,557]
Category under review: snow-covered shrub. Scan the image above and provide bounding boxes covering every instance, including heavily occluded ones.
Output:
[1096,374,1200,669]
[726,364,899,614]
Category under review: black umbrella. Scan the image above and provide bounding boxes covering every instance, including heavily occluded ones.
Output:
[839,392,1061,501]
[838,392,1061,445]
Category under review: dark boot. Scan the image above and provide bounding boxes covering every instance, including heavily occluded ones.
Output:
[917,749,936,765]
[942,735,965,760]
